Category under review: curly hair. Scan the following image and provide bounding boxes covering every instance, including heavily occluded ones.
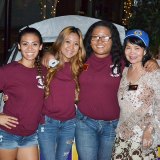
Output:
[45,26,86,100]
[123,37,151,67]
[84,20,123,76]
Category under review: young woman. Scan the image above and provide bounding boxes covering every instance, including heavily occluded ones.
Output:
[38,26,86,160]
[75,20,123,160]
[112,29,160,159]
[0,27,45,160]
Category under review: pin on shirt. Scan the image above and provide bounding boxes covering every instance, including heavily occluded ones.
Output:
[128,84,138,91]
[48,59,59,67]
[83,64,89,71]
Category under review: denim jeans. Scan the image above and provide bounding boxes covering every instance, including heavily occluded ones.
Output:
[38,116,76,160]
[75,110,118,160]
[0,129,38,149]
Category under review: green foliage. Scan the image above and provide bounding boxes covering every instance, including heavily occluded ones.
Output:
[128,0,160,57]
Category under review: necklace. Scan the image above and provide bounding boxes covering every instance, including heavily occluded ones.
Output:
[127,64,145,84]
[121,66,145,100]
[121,84,129,100]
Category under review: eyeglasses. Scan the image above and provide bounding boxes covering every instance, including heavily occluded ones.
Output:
[91,35,112,42]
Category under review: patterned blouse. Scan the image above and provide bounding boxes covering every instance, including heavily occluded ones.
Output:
[116,67,160,154]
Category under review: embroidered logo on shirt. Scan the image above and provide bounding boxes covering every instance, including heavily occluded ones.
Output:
[83,64,89,71]
[36,75,45,89]
[110,64,120,77]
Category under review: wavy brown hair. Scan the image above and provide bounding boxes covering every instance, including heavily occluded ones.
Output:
[45,26,86,101]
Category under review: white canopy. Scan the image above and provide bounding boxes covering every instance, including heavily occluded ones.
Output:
[27,15,126,43]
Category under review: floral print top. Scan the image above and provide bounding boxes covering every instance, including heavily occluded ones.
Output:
[116,67,160,153]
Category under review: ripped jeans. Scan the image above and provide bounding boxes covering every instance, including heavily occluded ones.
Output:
[38,116,76,160]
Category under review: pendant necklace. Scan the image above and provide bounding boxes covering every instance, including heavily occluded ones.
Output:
[121,66,145,100]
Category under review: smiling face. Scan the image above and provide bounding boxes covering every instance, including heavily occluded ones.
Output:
[18,33,42,63]
[90,26,112,58]
[60,32,80,62]
[125,41,145,65]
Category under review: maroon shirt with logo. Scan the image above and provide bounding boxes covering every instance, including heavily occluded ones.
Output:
[78,54,122,120]
[0,61,45,136]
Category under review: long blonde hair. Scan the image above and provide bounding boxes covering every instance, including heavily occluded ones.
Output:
[45,26,86,101]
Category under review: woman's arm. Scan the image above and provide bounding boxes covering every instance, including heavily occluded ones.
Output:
[41,51,55,67]
[142,69,160,150]
[142,124,154,150]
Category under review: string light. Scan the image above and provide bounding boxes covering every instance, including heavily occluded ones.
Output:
[51,0,59,17]
[39,0,60,19]
[39,0,46,19]
[122,0,133,26]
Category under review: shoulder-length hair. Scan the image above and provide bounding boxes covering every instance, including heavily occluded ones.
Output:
[123,37,151,67]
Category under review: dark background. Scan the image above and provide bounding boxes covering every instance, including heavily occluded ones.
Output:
[0,0,125,65]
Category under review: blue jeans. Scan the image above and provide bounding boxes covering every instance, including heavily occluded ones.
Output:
[38,116,76,160]
[75,110,118,160]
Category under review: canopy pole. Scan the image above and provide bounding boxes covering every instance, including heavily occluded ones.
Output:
[4,0,12,64]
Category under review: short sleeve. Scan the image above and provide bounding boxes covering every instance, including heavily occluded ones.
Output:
[0,67,6,90]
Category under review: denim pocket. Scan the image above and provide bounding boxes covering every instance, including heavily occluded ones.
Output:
[44,115,52,123]
[67,118,77,126]
[111,119,119,130]
[0,129,4,143]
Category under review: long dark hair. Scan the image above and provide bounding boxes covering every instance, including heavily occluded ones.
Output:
[18,27,43,79]
[18,27,43,44]
[84,20,123,76]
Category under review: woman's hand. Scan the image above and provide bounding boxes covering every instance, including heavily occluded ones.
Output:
[0,113,19,129]
[41,52,55,67]
[144,59,159,72]
[142,126,153,150]
[3,94,8,102]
